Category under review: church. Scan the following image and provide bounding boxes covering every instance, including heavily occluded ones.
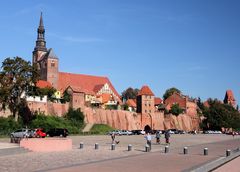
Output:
[32,13,122,113]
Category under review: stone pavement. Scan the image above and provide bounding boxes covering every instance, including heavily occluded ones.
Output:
[0,134,239,172]
[46,138,240,172]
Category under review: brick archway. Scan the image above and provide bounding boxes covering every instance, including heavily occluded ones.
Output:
[144,125,151,133]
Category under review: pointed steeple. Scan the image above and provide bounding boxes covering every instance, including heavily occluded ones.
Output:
[34,12,47,52]
[39,12,44,28]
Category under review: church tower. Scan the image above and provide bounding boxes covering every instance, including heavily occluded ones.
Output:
[32,12,47,64]
[32,13,59,89]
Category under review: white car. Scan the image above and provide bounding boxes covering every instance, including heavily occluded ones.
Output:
[121,130,133,135]
[10,129,33,138]
[108,130,122,136]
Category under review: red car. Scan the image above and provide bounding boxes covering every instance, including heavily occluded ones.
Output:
[34,128,46,138]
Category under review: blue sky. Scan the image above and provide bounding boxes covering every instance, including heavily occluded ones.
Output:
[0,0,239,105]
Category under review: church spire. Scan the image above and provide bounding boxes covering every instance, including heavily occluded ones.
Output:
[34,12,47,52]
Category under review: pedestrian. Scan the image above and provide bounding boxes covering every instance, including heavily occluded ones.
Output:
[165,130,170,144]
[156,130,161,144]
[111,132,120,144]
[111,133,116,144]
[232,131,235,138]
[145,132,152,150]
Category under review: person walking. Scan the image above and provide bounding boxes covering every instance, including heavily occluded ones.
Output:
[165,130,170,144]
[145,132,152,150]
[111,133,116,144]
[156,130,161,144]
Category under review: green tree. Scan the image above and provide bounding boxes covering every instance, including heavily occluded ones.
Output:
[163,87,181,101]
[202,99,240,130]
[170,104,183,116]
[121,87,139,101]
[65,108,84,126]
[0,57,39,121]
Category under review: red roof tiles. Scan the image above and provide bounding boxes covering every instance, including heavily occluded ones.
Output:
[126,99,137,107]
[36,80,52,88]
[154,97,163,105]
[58,72,120,99]
[138,85,155,96]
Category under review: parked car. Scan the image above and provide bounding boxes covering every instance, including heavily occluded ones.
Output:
[131,130,145,135]
[34,128,46,138]
[46,128,68,137]
[120,130,133,135]
[107,130,122,136]
[10,128,33,138]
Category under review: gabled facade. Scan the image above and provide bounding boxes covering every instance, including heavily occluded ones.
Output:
[164,92,197,116]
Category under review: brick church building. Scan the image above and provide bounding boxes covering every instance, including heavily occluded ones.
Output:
[32,13,121,112]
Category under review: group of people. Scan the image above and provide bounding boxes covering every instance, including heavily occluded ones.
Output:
[110,130,171,151]
[145,130,171,150]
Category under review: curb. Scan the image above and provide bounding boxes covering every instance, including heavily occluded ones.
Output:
[186,148,240,172]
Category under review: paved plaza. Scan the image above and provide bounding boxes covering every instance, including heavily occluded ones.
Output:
[0,134,239,172]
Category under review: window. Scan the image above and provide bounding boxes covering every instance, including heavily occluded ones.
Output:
[149,110,151,113]
[51,62,55,67]
[145,104,147,106]
[149,104,151,107]
[145,110,147,113]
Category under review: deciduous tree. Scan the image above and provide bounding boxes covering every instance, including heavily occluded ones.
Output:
[163,87,181,101]
[121,87,139,101]
[0,57,39,121]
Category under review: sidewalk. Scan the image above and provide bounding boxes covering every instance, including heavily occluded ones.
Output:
[47,138,240,172]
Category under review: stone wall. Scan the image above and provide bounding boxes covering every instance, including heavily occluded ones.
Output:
[82,107,199,131]
[0,101,199,131]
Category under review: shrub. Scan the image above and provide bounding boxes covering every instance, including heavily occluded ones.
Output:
[0,117,21,136]
[90,124,115,135]
[65,108,84,126]
[29,114,82,134]
[170,104,183,116]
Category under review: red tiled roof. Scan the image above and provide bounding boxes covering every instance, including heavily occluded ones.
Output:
[138,85,155,96]
[154,97,163,105]
[93,84,104,93]
[126,99,137,107]
[226,90,235,101]
[67,86,95,95]
[36,80,52,88]
[58,72,120,99]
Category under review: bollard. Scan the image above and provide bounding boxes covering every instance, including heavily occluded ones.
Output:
[204,148,208,156]
[128,144,132,151]
[95,143,99,150]
[184,147,188,155]
[226,149,231,157]
[80,142,84,149]
[145,144,150,152]
[165,146,169,153]
[111,144,115,150]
